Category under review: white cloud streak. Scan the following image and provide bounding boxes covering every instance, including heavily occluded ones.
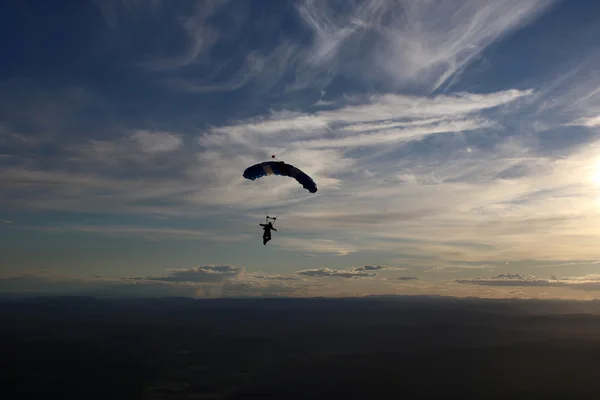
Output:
[295,0,554,92]
[456,273,600,292]
[569,115,600,128]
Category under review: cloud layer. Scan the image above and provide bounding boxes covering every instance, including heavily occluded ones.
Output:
[149,265,244,283]
[297,265,390,279]
[456,273,600,291]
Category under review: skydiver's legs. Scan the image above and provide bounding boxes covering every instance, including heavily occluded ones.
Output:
[263,232,271,245]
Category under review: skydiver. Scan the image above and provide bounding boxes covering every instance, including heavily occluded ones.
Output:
[260,220,277,245]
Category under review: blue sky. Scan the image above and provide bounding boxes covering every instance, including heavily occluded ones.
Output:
[3,0,600,299]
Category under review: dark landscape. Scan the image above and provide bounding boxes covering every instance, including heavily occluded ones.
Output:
[3,295,600,399]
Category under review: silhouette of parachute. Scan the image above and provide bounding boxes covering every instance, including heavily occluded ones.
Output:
[243,161,318,193]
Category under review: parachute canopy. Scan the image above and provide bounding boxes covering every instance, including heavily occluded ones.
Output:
[243,161,318,193]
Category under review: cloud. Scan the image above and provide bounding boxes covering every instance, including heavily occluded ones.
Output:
[70,130,183,165]
[532,260,600,269]
[132,130,182,153]
[200,89,531,149]
[167,41,300,94]
[456,273,600,291]
[149,265,244,283]
[356,265,386,271]
[299,118,489,149]
[296,265,390,279]
[249,273,300,281]
[424,263,497,273]
[297,268,370,279]
[277,238,357,256]
[0,124,39,149]
[93,1,554,95]
[568,115,600,128]
[189,88,533,210]
[1,268,597,300]
[294,0,554,92]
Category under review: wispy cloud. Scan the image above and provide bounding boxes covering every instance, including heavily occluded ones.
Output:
[277,238,357,256]
[167,41,300,94]
[532,260,600,269]
[295,0,555,92]
[69,130,183,163]
[200,89,531,148]
[568,115,600,128]
[94,0,164,31]
[297,265,391,279]
[106,0,555,95]
[138,0,232,71]
[148,265,244,283]
[456,273,600,291]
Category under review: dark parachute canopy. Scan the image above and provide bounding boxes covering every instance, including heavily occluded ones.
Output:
[243,161,318,193]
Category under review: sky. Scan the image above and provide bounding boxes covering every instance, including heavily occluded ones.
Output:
[2,0,600,300]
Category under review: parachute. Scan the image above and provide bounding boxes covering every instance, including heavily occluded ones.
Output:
[243,161,318,193]
[244,158,317,241]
